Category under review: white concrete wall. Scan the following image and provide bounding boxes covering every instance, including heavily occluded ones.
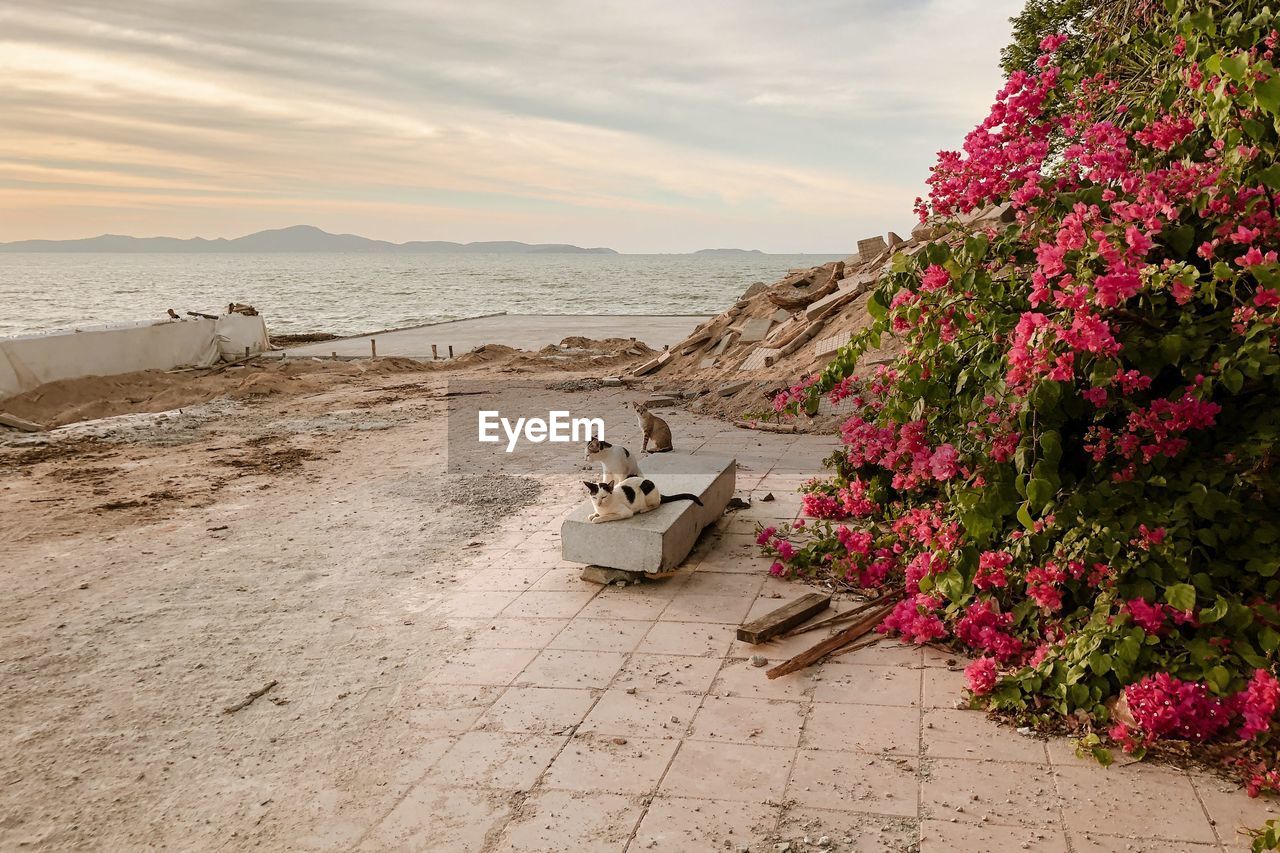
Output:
[0,315,270,400]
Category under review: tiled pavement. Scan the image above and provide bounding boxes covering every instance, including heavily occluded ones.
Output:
[356,429,1276,852]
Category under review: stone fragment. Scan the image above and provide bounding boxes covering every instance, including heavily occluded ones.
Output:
[738,317,773,343]
[857,235,887,258]
[718,380,750,396]
[742,281,768,299]
[750,655,768,668]
[739,348,781,371]
[770,309,790,323]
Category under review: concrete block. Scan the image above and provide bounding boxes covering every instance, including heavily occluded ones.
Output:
[739,347,781,371]
[718,380,750,396]
[601,376,624,386]
[857,235,887,258]
[838,270,878,292]
[631,349,673,376]
[644,394,680,407]
[886,231,905,248]
[804,287,859,322]
[770,309,791,323]
[738,317,773,343]
[698,357,718,370]
[561,455,736,573]
[742,281,768,299]
[711,333,735,355]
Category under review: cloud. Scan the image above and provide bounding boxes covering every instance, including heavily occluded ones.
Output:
[0,0,1020,251]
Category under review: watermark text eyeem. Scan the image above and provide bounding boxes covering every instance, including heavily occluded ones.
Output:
[477,410,604,452]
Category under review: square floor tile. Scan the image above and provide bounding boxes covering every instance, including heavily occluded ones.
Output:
[428,731,566,790]
[542,734,679,795]
[528,567,594,592]
[712,657,814,702]
[919,819,1068,852]
[497,789,642,852]
[463,618,568,650]
[577,592,671,621]
[502,589,597,619]
[1053,763,1217,844]
[690,695,806,748]
[921,666,967,709]
[921,758,1060,827]
[358,785,511,851]
[435,647,540,686]
[811,663,921,707]
[546,618,650,654]
[405,684,501,733]
[634,796,781,850]
[779,808,918,853]
[922,708,1047,763]
[516,649,626,689]
[577,688,702,739]
[660,593,756,624]
[1190,772,1279,841]
[680,571,764,597]
[637,621,735,658]
[802,702,919,756]
[438,590,523,619]
[659,740,794,803]
[457,568,548,591]
[787,750,917,816]
[613,653,723,695]
[475,687,596,734]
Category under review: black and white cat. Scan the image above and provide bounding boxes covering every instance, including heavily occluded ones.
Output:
[585,438,642,485]
[583,477,703,523]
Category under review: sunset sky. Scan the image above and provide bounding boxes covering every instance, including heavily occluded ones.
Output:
[0,0,1019,253]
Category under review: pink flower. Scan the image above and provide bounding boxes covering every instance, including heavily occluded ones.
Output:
[755,527,776,546]
[965,657,999,695]
[928,444,960,480]
[921,264,952,293]
[769,561,786,577]
[1237,669,1280,741]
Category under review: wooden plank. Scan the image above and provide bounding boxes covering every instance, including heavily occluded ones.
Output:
[766,597,900,679]
[0,412,46,433]
[736,593,830,644]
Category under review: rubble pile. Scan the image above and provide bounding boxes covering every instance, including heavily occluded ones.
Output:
[632,205,1016,423]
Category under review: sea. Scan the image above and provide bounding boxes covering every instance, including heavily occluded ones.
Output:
[0,252,842,338]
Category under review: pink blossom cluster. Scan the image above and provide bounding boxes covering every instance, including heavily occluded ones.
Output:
[956,599,1025,662]
[973,550,1012,589]
[965,656,1000,695]
[839,416,964,489]
[880,593,947,643]
[1237,668,1280,741]
[1111,673,1234,747]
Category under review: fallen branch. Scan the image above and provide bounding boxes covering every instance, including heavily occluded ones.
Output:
[222,679,278,714]
[734,420,796,434]
[780,590,904,639]
[0,412,46,433]
[766,601,898,679]
[826,635,884,660]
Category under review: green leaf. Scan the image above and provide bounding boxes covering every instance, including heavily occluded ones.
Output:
[1199,597,1229,623]
[1222,367,1244,393]
[1028,478,1053,509]
[1165,583,1198,612]
[1164,224,1195,256]
[1017,502,1035,531]
[1257,73,1280,115]
[1258,164,1280,191]
[1207,665,1231,692]
[1222,52,1248,82]
[867,292,888,320]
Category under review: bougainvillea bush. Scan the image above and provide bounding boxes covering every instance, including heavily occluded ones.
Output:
[762,0,1280,798]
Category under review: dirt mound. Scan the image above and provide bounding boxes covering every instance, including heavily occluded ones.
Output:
[0,357,433,429]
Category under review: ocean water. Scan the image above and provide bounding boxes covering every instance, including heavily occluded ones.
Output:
[0,252,841,338]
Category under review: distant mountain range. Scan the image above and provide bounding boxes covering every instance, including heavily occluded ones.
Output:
[0,225,619,254]
[692,248,766,256]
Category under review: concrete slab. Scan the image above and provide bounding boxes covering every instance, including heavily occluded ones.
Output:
[561,455,735,573]
[737,317,773,343]
[857,235,888,258]
[813,334,847,358]
[282,314,711,359]
[739,348,781,371]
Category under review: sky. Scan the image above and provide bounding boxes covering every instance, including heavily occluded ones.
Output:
[0,0,1021,253]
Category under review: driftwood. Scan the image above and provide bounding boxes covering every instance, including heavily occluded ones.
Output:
[766,598,899,679]
[734,420,796,434]
[222,679,278,714]
[187,311,218,320]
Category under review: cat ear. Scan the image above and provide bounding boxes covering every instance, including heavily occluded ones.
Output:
[599,440,612,448]
[600,482,614,492]
[583,481,599,493]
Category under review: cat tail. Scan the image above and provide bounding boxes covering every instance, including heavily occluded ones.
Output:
[659,493,703,506]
